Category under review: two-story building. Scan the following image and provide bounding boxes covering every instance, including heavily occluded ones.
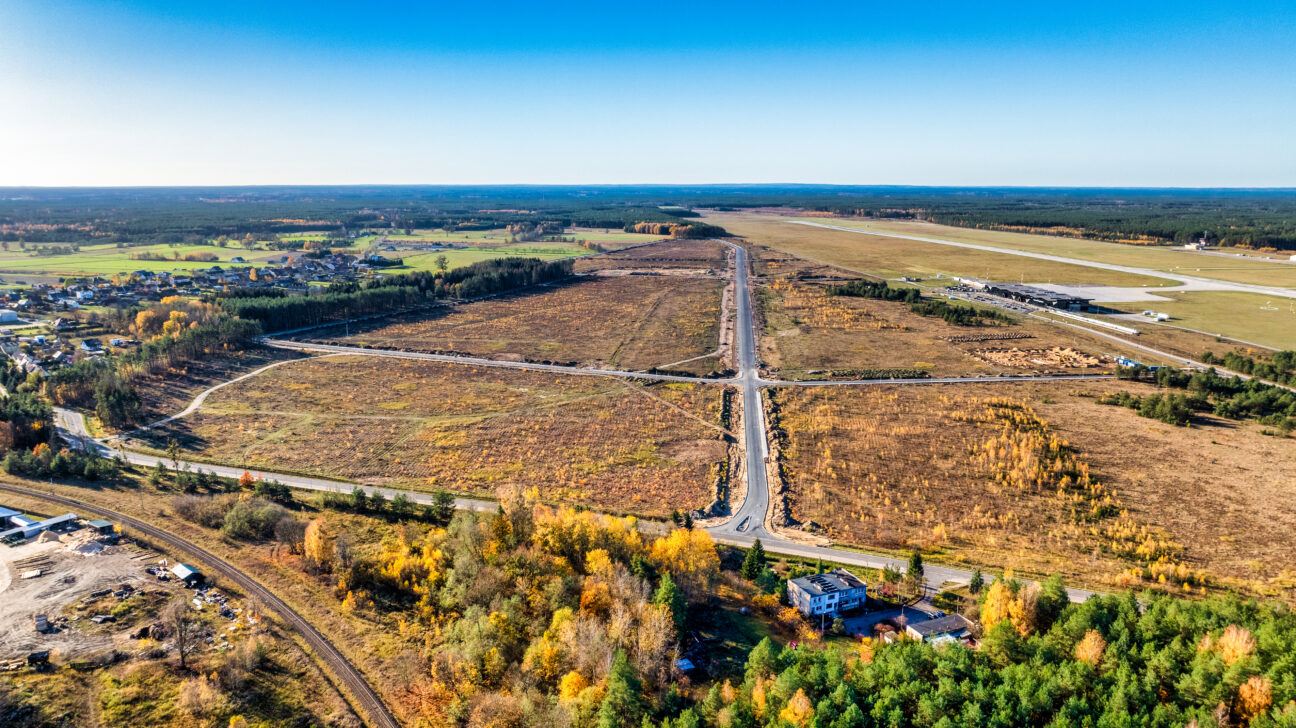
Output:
[788,568,868,618]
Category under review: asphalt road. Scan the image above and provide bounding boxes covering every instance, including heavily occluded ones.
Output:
[791,220,1296,300]
[0,481,401,728]
[700,240,1098,602]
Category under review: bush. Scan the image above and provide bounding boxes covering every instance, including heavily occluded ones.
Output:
[221,498,293,541]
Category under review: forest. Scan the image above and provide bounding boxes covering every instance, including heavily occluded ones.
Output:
[1109,361,1296,432]
[3,186,1293,249]
[160,485,1296,728]
[220,257,573,331]
[678,589,1296,728]
[827,279,1011,326]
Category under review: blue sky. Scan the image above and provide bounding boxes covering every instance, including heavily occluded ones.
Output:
[2,1,1294,186]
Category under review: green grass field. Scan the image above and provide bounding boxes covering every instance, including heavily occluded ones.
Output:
[803,217,1296,289]
[1100,290,1296,349]
[707,212,1173,287]
[0,242,281,277]
[386,227,659,247]
[380,247,589,273]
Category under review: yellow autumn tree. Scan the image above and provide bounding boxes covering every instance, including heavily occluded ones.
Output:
[1238,675,1272,722]
[558,670,588,700]
[1217,625,1256,666]
[1075,629,1106,666]
[304,518,335,572]
[649,528,719,599]
[779,688,814,727]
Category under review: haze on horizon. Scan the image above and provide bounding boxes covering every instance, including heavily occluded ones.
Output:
[2,0,1294,188]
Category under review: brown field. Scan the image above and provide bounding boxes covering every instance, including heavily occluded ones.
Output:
[129,356,731,516]
[308,275,725,372]
[770,380,1296,595]
[129,347,310,425]
[756,276,1132,379]
[574,238,728,273]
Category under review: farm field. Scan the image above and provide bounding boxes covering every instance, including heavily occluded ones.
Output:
[574,238,728,273]
[127,356,731,516]
[309,275,726,371]
[808,217,1296,289]
[0,242,280,277]
[379,245,588,273]
[386,227,660,247]
[704,211,1176,287]
[770,380,1296,595]
[1100,290,1296,349]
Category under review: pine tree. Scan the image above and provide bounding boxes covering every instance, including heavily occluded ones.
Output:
[741,539,766,580]
[597,651,644,728]
[653,571,687,632]
[906,552,925,592]
[682,511,694,530]
[969,568,984,594]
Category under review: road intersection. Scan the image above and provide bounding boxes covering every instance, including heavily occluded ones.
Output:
[55,237,1103,600]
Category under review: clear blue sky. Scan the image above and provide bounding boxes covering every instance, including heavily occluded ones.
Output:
[2,1,1294,186]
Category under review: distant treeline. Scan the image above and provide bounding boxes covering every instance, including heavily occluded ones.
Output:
[4,186,1292,250]
[221,257,572,332]
[828,279,1011,326]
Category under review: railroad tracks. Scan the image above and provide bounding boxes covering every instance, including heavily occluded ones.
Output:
[0,483,400,728]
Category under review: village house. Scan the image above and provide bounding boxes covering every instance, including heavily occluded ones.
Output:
[788,568,868,618]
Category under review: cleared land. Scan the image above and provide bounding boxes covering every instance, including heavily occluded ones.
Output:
[811,217,1296,289]
[753,249,1146,379]
[574,238,728,273]
[129,347,310,425]
[309,275,726,371]
[128,356,731,516]
[0,493,357,728]
[705,211,1175,287]
[770,380,1296,595]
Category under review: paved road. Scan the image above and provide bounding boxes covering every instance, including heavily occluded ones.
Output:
[791,220,1296,300]
[700,240,1098,602]
[707,242,773,542]
[0,482,400,728]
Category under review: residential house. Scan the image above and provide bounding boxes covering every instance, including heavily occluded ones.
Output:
[905,614,976,645]
[788,569,868,618]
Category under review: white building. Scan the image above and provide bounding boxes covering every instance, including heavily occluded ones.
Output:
[788,569,868,617]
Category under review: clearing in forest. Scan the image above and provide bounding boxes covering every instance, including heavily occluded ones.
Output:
[755,262,1119,379]
[769,379,1296,595]
[306,275,726,372]
[128,356,732,517]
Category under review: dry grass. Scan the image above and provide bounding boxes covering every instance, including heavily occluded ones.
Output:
[756,278,1119,379]
[574,238,728,273]
[131,357,731,517]
[771,380,1296,595]
[309,275,725,372]
[130,347,309,424]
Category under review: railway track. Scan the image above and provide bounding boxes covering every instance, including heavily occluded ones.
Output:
[0,483,400,728]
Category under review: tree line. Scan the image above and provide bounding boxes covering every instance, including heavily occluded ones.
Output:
[828,280,1011,326]
[221,257,573,332]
